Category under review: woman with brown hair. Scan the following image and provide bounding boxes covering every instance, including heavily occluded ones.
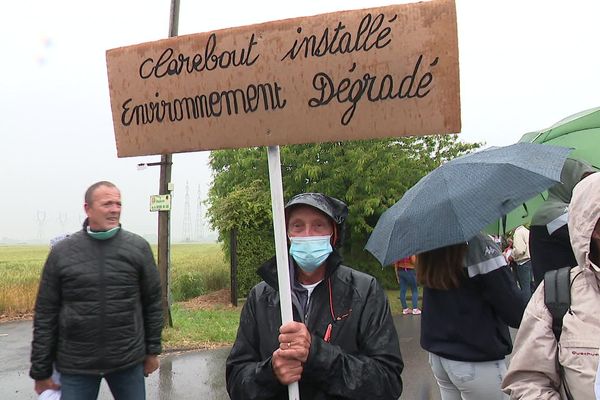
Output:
[416,232,525,400]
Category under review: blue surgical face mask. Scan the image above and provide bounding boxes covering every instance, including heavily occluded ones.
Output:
[288,235,333,273]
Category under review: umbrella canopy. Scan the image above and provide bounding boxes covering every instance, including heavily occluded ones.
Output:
[365,143,571,266]
[523,106,600,168]
[485,106,600,235]
[484,194,547,236]
[485,157,598,236]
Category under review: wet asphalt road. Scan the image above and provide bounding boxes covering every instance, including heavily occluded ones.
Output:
[1,315,440,399]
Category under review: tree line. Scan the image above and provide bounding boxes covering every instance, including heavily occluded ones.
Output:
[207,135,481,295]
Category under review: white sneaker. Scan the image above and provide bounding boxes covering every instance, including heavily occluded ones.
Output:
[402,308,412,315]
[412,308,422,315]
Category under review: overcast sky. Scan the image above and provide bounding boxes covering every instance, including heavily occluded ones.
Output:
[1,0,599,243]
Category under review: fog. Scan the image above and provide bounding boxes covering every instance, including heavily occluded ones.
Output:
[1,0,599,243]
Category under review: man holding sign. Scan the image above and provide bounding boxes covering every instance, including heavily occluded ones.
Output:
[226,192,403,399]
[102,2,457,398]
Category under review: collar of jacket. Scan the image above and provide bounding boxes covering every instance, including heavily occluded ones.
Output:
[258,249,343,291]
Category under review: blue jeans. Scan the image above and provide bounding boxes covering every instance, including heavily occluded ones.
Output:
[60,363,145,400]
[397,268,419,309]
[515,260,532,302]
[428,353,508,400]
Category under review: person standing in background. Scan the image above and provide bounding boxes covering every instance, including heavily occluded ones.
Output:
[529,158,597,286]
[511,225,533,302]
[30,181,163,400]
[502,237,520,286]
[394,255,421,315]
[417,232,525,400]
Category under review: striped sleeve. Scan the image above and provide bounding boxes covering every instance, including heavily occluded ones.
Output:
[466,233,507,277]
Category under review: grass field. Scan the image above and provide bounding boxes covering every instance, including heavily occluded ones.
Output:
[0,243,230,318]
[0,242,235,350]
[0,243,414,350]
[0,245,51,317]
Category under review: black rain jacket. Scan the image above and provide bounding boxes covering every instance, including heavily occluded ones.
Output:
[226,251,403,400]
[29,223,163,380]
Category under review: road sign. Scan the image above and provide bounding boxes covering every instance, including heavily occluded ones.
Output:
[150,194,172,212]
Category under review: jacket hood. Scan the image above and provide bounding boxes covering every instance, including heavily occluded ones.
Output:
[568,172,600,271]
[532,158,597,226]
[285,193,348,224]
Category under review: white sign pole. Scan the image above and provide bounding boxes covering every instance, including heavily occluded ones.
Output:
[266,145,300,400]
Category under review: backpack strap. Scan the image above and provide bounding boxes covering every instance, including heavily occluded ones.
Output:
[544,266,574,400]
[544,266,572,341]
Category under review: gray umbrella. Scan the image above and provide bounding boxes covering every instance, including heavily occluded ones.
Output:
[365,143,571,266]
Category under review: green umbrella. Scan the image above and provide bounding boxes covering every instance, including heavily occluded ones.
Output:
[486,106,600,236]
[523,106,600,169]
[485,194,546,236]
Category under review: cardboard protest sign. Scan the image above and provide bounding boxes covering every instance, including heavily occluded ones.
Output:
[106,0,460,157]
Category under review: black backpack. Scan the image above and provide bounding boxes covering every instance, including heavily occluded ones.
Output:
[544,267,572,341]
[543,266,573,400]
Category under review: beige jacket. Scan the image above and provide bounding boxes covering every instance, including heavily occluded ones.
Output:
[512,225,531,264]
[502,173,600,400]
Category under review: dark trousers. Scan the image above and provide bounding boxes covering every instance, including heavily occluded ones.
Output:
[530,224,577,288]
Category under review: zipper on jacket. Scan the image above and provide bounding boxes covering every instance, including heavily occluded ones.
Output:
[98,245,107,361]
[290,291,305,324]
[302,281,324,327]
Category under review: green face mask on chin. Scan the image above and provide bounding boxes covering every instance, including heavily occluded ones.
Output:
[86,226,120,240]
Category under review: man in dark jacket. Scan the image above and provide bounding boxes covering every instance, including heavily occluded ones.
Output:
[529,158,597,286]
[30,181,163,400]
[226,193,403,400]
